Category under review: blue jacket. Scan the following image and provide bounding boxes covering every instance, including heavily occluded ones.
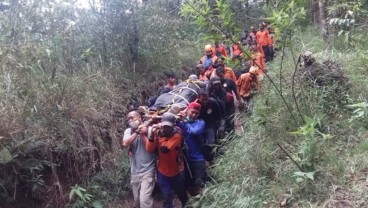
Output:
[178,119,206,162]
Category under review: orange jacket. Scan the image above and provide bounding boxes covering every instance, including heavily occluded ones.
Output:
[146,132,184,177]
[236,73,258,98]
[224,67,237,82]
[252,52,266,74]
[232,44,242,56]
[212,45,228,57]
[256,30,271,46]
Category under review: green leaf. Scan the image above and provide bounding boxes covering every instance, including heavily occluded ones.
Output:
[305,172,315,180]
[0,148,12,164]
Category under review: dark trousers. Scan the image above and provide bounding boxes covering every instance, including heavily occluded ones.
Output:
[262,45,271,62]
[225,102,235,132]
[157,171,188,208]
[204,127,216,145]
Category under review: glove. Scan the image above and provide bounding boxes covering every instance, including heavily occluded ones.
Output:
[160,146,170,153]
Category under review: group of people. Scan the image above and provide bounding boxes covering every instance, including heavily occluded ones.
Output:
[122,23,276,208]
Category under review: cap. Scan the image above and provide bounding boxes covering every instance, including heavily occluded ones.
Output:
[210,77,221,84]
[161,112,176,127]
[188,102,202,111]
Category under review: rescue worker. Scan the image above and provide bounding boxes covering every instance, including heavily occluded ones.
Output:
[236,66,259,112]
[216,67,244,132]
[212,41,228,58]
[178,102,207,196]
[197,64,208,81]
[256,23,272,63]
[250,45,266,80]
[248,26,257,47]
[216,58,237,82]
[208,77,227,138]
[122,111,156,208]
[146,112,188,208]
[232,42,243,60]
[200,44,218,70]
[197,89,224,146]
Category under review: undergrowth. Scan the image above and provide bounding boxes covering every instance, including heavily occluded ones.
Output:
[193,28,368,207]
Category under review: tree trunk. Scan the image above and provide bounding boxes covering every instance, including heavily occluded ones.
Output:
[319,0,329,48]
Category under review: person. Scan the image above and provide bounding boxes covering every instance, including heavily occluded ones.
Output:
[146,112,188,208]
[178,102,207,195]
[122,111,156,208]
[199,44,219,70]
[267,25,275,61]
[216,67,244,132]
[240,30,249,46]
[232,42,243,60]
[256,23,272,63]
[197,89,223,146]
[158,71,177,95]
[146,71,177,107]
[208,77,227,138]
[212,41,228,58]
[248,26,257,47]
[216,58,237,82]
[197,64,208,81]
[250,45,266,79]
[236,66,259,112]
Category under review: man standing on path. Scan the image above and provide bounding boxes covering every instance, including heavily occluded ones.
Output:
[146,112,188,208]
[256,23,272,63]
[216,67,244,133]
[122,111,156,208]
[178,102,207,195]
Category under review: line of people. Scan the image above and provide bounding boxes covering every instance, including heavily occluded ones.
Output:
[122,23,276,207]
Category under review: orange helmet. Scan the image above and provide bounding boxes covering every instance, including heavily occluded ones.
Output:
[205,44,213,52]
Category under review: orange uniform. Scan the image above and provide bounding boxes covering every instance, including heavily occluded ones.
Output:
[236,73,258,98]
[224,67,237,82]
[212,45,228,57]
[232,44,242,56]
[252,52,266,74]
[256,30,271,57]
[256,30,271,47]
[146,132,184,177]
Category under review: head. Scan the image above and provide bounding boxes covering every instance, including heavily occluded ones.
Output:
[165,72,177,85]
[186,102,201,121]
[250,26,256,32]
[197,64,205,75]
[127,100,139,111]
[205,44,213,57]
[210,77,222,92]
[160,112,176,137]
[214,41,219,47]
[259,23,265,30]
[215,66,225,80]
[197,89,209,106]
[217,58,225,67]
[127,111,142,130]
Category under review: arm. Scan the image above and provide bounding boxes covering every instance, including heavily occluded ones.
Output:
[183,120,205,135]
[145,127,158,152]
[122,128,138,148]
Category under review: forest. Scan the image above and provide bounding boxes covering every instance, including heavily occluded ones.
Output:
[0,0,368,207]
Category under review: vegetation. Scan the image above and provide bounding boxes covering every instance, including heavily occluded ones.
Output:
[0,0,368,207]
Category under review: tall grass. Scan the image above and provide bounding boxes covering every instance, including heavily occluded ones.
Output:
[194,28,368,207]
